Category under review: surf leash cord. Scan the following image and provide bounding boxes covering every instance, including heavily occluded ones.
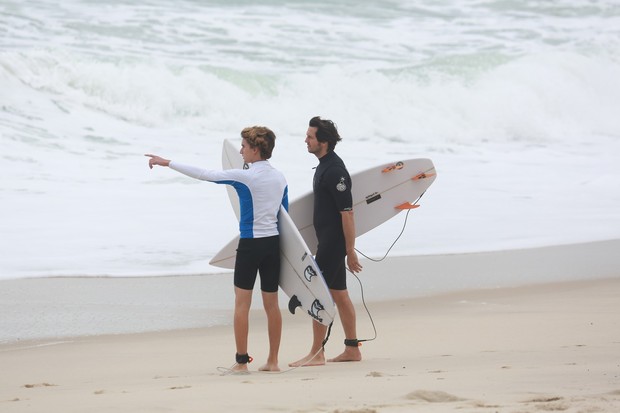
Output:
[355,191,425,263]
[346,268,377,345]
[346,191,426,345]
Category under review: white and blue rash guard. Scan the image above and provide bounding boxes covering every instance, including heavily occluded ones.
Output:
[169,160,288,239]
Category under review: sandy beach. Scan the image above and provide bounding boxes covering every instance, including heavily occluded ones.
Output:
[1,247,619,412]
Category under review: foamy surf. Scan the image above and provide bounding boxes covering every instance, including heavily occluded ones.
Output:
[1,0,619,279]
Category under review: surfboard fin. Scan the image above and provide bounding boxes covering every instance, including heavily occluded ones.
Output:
[288,295,302,315]
[412,171,436,180]
[395,202,420,210]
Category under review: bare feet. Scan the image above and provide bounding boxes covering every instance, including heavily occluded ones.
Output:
[258,363,280,371]
[231,363,249,374]
[258,362,280,372]
[288,350,326,367]
[327,346,362,363]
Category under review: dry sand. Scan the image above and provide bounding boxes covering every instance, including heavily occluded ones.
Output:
[1,275,619,412]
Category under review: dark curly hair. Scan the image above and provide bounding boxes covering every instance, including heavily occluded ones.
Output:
[309,116,341,151]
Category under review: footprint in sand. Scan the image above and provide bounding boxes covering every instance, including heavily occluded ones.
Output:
[169,385,192,390]
[526,396,563,402]
[23,383,57,388]
[405,390,464,403]
[522,396,570,411]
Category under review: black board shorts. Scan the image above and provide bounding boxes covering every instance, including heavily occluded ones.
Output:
[315,237,347,291]
[234,235,280,292]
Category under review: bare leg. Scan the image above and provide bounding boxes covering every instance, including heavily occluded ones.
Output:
[232,287,252,372]
[259,290,281,372]
[328,289,362,362]
[288,320,327,367]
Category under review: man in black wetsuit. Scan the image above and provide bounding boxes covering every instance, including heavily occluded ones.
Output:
[289,116,363,367]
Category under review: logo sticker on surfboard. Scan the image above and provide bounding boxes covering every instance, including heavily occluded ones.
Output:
[365,191,382,204]
[308,299,326,323]
[304,265,317,282]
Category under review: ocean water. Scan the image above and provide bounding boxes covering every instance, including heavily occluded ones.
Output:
[2,0,620,280]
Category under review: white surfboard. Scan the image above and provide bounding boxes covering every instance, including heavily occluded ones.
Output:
[277,206,335,325]
[220,139,335,326]
[220,139,246,216]
[211,139,437,269]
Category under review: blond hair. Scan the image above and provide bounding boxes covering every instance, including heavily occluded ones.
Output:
[241,126,276,159]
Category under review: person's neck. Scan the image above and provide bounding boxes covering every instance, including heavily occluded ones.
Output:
[316,148,330,160]
[316,150,332,161]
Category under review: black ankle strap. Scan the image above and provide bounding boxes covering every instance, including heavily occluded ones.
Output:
[235,353,253,364]
[344,339,360,347]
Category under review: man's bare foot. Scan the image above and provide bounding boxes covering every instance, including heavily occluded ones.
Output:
[327,346,362,363]
[231,363,250,374]
[258,362,280,372]
[288,351,325,367]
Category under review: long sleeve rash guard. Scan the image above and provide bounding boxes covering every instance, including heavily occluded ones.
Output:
[169,160,288,239]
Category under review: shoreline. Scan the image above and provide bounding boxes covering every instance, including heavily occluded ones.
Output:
[2,275,618,349]
[1,238,619,343]
[3,237,619,281]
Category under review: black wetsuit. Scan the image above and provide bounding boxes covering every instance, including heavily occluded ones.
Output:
[313,151,353,290]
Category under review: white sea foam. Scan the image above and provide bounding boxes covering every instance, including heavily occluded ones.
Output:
[1,0,619,280]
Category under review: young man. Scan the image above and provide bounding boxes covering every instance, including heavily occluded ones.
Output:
[289,116,363,367]
[146,126,288,373]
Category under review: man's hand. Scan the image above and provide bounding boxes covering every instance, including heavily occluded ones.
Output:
[341,210,363,273]
[347,250,363,273]
[145,154,170,169]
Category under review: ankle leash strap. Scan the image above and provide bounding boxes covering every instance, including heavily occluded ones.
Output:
[235,353,253,364]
